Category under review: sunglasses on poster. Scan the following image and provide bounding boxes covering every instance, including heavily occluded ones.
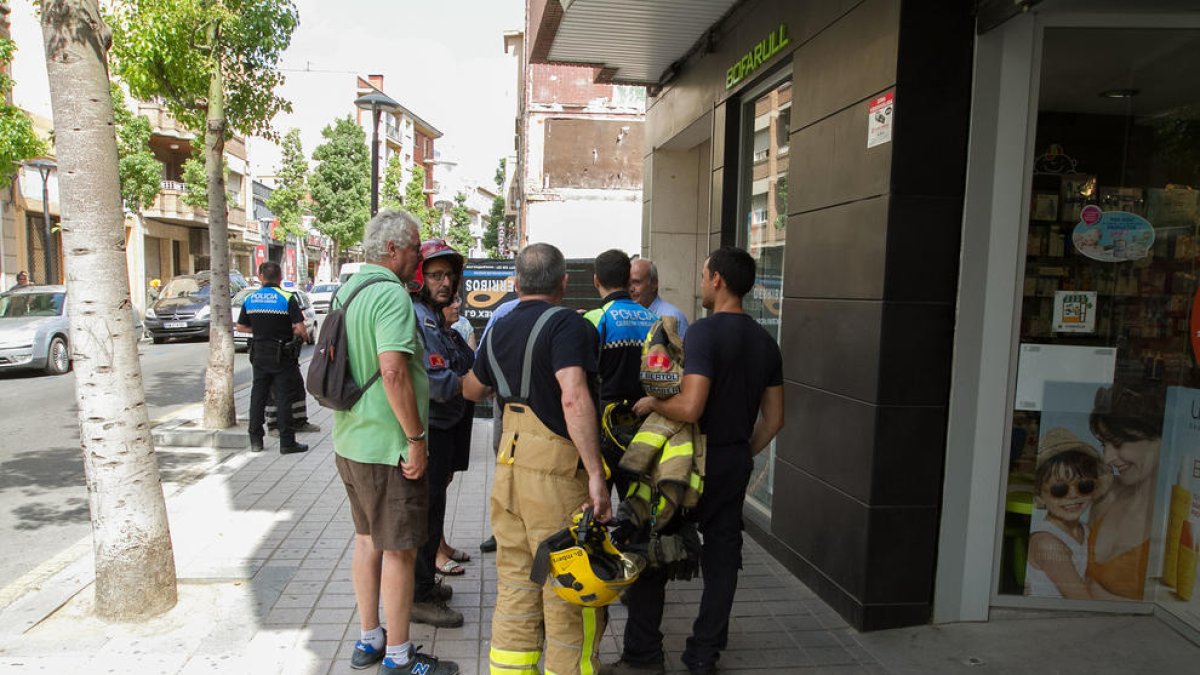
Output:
[1048,478,1096,499]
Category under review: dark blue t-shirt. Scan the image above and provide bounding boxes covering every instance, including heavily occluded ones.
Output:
[473,300,598,439]
[683,312,783,447]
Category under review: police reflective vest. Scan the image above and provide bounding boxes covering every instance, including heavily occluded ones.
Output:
[242,285,293,317]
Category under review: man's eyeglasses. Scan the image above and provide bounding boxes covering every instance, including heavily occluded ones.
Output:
[425,271,456,282]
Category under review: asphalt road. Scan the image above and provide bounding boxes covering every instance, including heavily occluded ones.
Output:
[0,336,314,588]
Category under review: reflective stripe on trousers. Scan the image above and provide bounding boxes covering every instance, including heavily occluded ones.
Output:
[489,403,605,675]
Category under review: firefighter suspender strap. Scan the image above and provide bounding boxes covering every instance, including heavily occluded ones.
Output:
[485,305,567,403]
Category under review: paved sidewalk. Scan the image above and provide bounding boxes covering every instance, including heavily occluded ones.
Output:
[1,390,1199,674]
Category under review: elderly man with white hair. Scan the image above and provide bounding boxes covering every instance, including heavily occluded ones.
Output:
[332,209,459,675]
[630,257,689,337]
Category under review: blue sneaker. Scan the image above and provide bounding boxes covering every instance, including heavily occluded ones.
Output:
[350,630,386,670]
[381,646,459,675]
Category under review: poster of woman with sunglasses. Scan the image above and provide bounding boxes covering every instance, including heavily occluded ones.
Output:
[1026,381,1165,600]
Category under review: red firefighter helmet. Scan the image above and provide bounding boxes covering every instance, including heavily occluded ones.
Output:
[410,238,465,295]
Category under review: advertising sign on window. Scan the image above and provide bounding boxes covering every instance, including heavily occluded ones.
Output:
[1053,291,1097,333]
[1150,387,1200,629]
[1024,381,1163,601]
[1071,205,1155,262]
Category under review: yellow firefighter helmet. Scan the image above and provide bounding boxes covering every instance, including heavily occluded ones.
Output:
[532,509,644,608]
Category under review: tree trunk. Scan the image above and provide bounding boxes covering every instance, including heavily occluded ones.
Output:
[202,22,235,428]
[40,0,177,620]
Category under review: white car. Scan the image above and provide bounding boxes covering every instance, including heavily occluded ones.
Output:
[308,282,340,314]
[231,286,318,352]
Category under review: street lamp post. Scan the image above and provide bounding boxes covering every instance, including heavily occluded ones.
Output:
[353,91,401,217]
[26,159,57,284]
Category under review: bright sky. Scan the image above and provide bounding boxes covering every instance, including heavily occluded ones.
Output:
[265,0,523,186]
[11,0,523,188]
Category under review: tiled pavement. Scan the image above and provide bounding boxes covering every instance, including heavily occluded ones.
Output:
[203,401,888,675]
[4,388,1199,675]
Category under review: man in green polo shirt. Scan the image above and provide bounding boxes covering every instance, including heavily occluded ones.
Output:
[333,209,458,675]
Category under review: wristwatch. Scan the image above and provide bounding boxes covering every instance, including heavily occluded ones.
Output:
[407,430,427,443]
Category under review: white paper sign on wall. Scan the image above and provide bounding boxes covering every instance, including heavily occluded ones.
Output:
[867,92,894,148]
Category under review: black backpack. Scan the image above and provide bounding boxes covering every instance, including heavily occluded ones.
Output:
[306,277,399,411]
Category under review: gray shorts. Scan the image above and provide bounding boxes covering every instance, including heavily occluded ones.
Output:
[335,454,428,551]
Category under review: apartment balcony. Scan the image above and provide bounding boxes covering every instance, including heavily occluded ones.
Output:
[137,103,195,139]
[146,181,207,227]
[136,102,247,160]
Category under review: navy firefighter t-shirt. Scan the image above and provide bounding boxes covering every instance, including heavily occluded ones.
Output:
[472,300,598,439]
[683,312,783,448]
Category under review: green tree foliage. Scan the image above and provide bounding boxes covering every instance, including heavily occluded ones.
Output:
[265,128,308,239]
[110,84,161,213]
[404,164,438,240]
[109,0,299,428]
[0,37,48,185]
[181,149,232,209]
[483,157,509,257]
[309,116,370,253]
[483,194,504,258]
[108,0,297,140]
[380,153,404,211]
[447,192,473,253]
[494,157,506,189]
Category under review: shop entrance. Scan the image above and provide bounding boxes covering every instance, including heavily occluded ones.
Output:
[996,25,1200,631]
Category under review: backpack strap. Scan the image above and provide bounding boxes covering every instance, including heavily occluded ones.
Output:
[486,305,567,403]
[335,275,402,398]
[333,275,397,311]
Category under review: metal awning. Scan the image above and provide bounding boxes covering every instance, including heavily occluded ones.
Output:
[529,0,739,85]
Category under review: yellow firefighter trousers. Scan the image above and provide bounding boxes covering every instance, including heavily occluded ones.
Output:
[489,403,605,675]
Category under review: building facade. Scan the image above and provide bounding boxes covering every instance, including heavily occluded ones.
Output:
[507,21,647,257]
[532,0,1200,640]
[355,74,442,210]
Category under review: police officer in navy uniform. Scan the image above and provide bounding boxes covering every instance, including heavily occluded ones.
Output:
[236,261,310,454]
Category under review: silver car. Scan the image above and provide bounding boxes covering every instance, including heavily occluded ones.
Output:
[0,285,71,375]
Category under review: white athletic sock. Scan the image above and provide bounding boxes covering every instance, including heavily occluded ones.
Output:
[360,625,384,650]
[386,642,413,666]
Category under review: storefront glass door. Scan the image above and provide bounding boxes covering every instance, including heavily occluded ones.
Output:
[999,27,1200,631]
[738,76,791,510]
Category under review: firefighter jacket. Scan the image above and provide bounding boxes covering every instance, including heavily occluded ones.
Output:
[619,412,705,531]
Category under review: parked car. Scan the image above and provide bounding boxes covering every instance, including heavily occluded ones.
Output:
[144,271,249,343]
[338,262,363,284]
[308,282,339,313]
[231,285,318,352]
[0,285,71,375]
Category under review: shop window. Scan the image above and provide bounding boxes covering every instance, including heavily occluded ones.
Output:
[999,29,1200,630]
[737,76,790,511]
[24,214,62,285]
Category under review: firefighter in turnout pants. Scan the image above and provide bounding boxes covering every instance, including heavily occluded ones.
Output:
[464,243,612,675]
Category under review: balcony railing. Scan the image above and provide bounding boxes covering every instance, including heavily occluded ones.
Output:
[161,179,187,192]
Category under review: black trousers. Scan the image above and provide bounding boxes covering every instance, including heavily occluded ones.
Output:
[621,445,753,670]
[266,372,308,428]
[414,425,456,600]
[248,353,301,447]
